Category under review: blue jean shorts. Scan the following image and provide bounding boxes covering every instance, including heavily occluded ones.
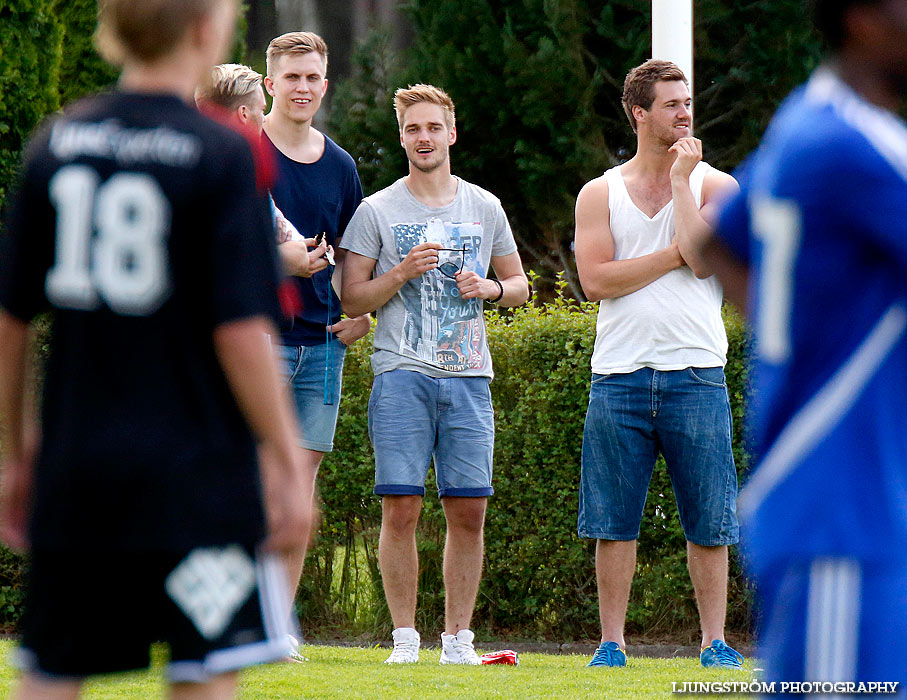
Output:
[368,369,494,498]
[578,366,739,546]
[276,339,346,453]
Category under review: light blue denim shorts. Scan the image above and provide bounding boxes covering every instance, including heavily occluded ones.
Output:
[368,369,494,498]
[578,366,739,546]
[276,339,346,452]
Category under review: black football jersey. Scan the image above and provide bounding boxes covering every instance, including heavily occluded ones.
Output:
[0,92,283,551]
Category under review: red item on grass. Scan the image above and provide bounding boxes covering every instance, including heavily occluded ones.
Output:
[480,650,519,665]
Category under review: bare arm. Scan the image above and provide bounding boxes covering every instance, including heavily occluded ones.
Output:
[670,138,740,278]
[574,177,685,301]
[212,316,313,554]
[699,236,750,313]
[341,242,442,318]
[327,247,371,345]
[0,312,36,551]
[454,250,529,307]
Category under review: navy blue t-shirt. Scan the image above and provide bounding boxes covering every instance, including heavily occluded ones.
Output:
[264,132,363,345]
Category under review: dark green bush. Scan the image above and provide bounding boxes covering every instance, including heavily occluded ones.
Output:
[0,0,64,205]
[1,282,750,639]
[56,0,118,107]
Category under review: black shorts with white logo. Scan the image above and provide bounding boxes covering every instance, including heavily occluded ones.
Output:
[15,544,296,682]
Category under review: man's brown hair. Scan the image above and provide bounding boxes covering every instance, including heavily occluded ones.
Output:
[96,0,224,66]
[266,31,328,76]
[393,84,456,131]
[621,59,688,133]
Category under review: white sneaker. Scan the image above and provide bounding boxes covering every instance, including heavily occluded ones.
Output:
[286,634,309,662]
[385,627,420,664]
[440,629,481,665]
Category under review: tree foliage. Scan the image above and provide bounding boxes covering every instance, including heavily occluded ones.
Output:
[0,0,123,208]
[0,0,63,204]
[56,0,118,107]
[330,0,823,298]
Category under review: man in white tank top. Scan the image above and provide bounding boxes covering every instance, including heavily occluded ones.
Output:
[574,60,743,669]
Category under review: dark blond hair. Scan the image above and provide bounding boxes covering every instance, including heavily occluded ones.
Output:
[621,59,688,133]
[393,84,456,131]
[96,0,224,66]
[196,63,263,110]
[266,31,328,76]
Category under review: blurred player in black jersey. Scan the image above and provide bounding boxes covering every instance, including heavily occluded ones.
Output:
[0,0,313,697]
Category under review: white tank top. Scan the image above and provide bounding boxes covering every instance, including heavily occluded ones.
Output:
[590,161,728,375]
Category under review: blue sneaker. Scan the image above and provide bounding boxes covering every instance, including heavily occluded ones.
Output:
[700,639,744,669]
[587,641,627,667]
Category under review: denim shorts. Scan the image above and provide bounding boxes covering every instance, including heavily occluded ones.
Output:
[276,339,346,452]
[578,366,739,546]
[368,369,494,498]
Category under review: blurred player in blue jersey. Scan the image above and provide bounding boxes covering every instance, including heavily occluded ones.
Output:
[706,0,907,689]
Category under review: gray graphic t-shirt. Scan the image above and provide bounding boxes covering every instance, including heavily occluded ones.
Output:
[340,177,517,378]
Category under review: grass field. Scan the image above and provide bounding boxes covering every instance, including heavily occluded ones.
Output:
[0,640,759,699]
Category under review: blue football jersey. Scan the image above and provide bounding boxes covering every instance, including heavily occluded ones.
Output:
[717,67,907,577]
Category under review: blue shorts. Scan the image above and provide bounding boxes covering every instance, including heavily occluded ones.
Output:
[755,557,907,690]
[276,339,346,453]
[577,367,739,545]
[368,369,494,498]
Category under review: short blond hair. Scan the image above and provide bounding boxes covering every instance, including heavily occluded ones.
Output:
[196,63,263,110]
[393,84,456,131]
[96,0,224,66]
[266,31,328,76]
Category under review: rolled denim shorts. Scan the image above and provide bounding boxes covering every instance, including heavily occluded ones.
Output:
[276,339,346,453]
[577,366,739,546]
[368,369,494,498]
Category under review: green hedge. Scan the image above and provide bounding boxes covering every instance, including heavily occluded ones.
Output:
[0,0,63,205]
[300,279,752,641]
[56,0,118,107]
[0,284,751,641]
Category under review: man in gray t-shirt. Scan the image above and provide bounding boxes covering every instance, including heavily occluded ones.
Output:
[340,84,528,666]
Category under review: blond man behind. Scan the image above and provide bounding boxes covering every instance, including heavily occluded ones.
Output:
[196,62,268,133]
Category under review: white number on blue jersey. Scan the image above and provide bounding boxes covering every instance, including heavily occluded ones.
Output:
[46,166,171,315]
[752,196,801,364]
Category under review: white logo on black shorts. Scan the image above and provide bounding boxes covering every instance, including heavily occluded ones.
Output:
[165,545,256,640]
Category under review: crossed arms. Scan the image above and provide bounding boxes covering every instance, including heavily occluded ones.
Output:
[574,139,738,302]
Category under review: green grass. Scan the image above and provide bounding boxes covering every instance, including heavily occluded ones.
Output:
[0,640,761,699]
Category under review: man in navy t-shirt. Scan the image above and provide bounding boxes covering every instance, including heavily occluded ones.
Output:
[261,31,370,615]
[706,0,907,688]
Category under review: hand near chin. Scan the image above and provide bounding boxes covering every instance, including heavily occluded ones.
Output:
[669,136,702,181]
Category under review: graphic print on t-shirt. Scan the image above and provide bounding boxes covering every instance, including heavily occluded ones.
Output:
[393,217,484,371]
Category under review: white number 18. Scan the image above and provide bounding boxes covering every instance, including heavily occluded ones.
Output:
[46,165,171,316]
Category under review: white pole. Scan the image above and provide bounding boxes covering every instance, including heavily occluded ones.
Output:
[651,0,694,100]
